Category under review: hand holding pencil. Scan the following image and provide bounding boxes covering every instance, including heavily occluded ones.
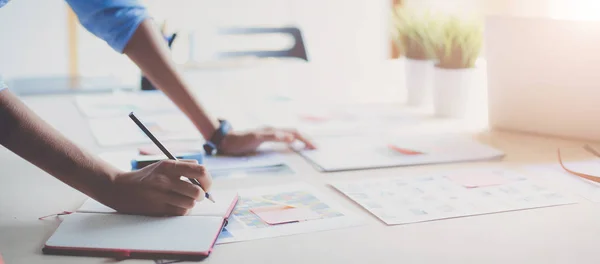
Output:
[128,112,215,203]
[96,112,214,217]
[105,159,212,216]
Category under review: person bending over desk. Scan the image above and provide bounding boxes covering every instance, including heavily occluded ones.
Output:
[0,0,315,216]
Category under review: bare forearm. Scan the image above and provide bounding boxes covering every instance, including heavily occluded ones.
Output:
[0,90,118,201]
[123,19,218,139]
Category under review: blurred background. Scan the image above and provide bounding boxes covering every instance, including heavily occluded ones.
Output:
[2,0,600,129]
[2,0,600,80]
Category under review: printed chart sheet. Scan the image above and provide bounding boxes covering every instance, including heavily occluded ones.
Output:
[330,168,578,225]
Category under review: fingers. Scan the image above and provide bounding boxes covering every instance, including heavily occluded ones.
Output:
[170,179,205,201]
[258,128,316,149]
[160,191,196,210]
[285,129,317,149]
[115,189,191,217]
[259,130,294,143]
[155,160,212,192]
[163,204,190,216]
[179,159,199,164]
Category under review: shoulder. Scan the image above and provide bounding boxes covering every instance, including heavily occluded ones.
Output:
[0,0,11,8]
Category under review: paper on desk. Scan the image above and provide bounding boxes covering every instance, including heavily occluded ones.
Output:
[330,167,578,225]
[254,103,422,137]
[215,182,363,244]
[88,114,201,146]
[298,134,505,172]
[447,171,509,188]
[526,160,600,202]
[204,153,287,172]
[75,91,179,118]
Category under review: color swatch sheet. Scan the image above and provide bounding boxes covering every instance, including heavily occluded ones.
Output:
[298,134,505,172]
[215,183,363,244]
[526,160,600,203]
[75,91,179,118]
[88,113,201,146]
[330,168,578,225]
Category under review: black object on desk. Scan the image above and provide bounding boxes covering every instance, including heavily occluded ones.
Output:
[216,26,309,61]
[141,33,178,91]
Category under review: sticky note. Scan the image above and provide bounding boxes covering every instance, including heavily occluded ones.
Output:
[447,172,509,188]
[299,115,330,123]
[251,205,321,225]
[388,145,424,155]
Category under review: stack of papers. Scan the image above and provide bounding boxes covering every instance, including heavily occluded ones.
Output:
[297,134,505,172]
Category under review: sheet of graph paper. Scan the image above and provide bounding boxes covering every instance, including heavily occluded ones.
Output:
[329,168,579,225]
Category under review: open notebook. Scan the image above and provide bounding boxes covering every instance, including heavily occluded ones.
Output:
[43,190,239,260]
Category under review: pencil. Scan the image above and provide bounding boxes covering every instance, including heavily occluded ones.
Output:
[128,112,215,203]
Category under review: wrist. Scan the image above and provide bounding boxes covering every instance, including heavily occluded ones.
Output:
[199,118,220,140]
[203,119,232,155]
[91,165,121,207]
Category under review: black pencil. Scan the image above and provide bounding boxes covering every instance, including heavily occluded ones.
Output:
[128,112,215,203]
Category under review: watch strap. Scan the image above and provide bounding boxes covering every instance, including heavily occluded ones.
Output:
[203,119,232,155]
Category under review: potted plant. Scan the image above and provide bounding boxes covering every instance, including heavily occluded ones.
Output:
[391,7,440,107]
[430,15,483,118]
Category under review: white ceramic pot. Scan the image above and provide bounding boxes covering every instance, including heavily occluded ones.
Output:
[404,58,434,106]
[433,66,478,118]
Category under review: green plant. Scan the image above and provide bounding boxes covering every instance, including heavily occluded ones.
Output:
[391,7,442,60]
[431,15,483,69]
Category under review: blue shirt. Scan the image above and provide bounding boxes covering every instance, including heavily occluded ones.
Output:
[0,0,149,92]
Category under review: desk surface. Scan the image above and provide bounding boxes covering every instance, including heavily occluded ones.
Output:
[2,91,599,264]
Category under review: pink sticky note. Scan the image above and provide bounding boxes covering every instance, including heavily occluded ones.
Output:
[299,115,331,123]
[447,172,509,188]
[251,206,321,225]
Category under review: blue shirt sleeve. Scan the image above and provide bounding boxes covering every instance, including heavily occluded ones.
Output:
[64,0,150,53]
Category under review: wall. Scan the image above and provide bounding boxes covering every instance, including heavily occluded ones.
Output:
[0,0,391,80]
[0,0,68,78]
[402,0,600,19]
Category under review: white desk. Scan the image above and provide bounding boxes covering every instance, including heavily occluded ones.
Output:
[2,73,600,264]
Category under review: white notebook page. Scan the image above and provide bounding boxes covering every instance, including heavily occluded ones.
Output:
[45,213,224,254]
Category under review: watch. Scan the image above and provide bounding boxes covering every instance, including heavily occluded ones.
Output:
[203,119,232,156]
